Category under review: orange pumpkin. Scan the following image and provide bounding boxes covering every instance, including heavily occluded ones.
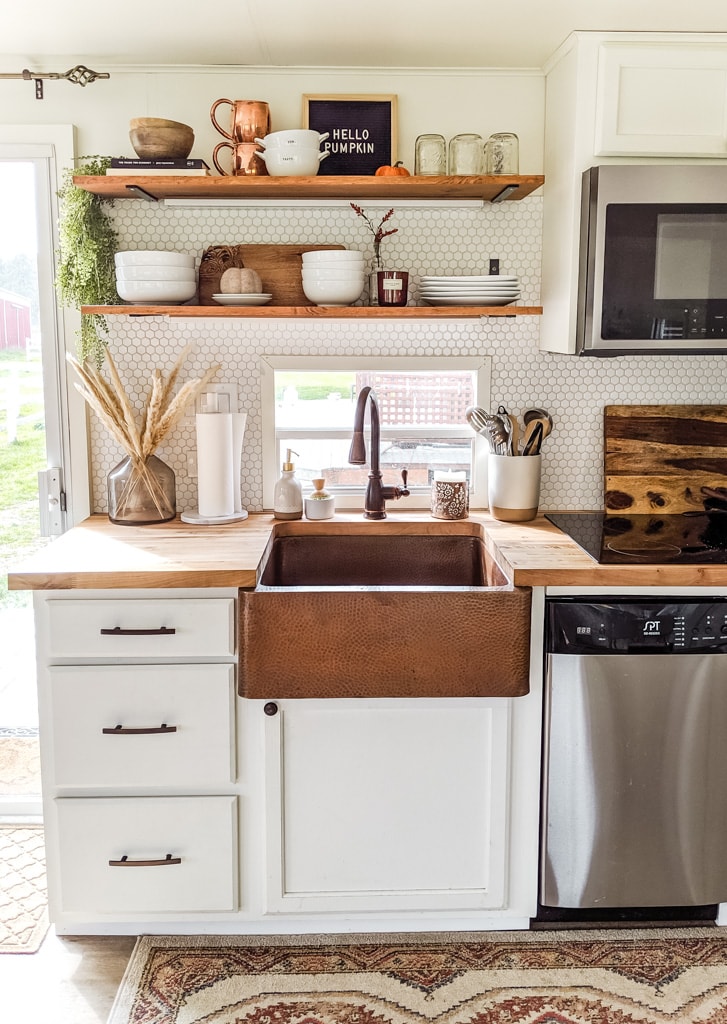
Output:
[375,161,410,177]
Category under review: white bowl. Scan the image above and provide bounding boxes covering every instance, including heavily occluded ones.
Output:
[116,279,197,304]
[302,271,366,285]
[302,261,365,273]
[257,149,329,176]
[302,249,364,262]
[302,278,365,306]
[303,257,365,267]
[115,251,195,268]
[256,129,329,148]
[115,265,196,282]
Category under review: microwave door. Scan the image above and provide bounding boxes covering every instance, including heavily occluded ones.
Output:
[576,165,727,356]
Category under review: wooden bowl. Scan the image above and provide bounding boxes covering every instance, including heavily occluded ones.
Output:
[129,122,194,159]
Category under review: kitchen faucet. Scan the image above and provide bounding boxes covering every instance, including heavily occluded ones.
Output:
[348,385,409,519]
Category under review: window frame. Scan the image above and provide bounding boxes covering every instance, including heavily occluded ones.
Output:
[261,354,491,510]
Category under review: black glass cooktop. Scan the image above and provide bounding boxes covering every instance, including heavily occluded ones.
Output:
[546,511,727,564]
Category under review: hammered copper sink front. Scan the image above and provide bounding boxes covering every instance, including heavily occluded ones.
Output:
[239,523,532,700]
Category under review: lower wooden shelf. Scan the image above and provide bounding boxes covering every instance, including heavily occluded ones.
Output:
[83,304,543,319]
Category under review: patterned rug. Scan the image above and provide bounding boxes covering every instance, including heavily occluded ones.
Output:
[108,929,727,1024]
[0,824,48,953]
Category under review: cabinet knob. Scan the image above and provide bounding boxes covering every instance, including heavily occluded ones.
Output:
[263,702,279,716]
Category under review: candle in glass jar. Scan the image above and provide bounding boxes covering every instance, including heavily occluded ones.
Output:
[431,471,469,519]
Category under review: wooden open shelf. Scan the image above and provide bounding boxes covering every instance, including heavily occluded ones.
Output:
[84,304,543,319]
[73,173,544,203]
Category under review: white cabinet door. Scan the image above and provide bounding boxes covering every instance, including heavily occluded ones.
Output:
[596,42,727,156]
[55,796,238,914]
[263,699,511,914]
[49,664,235,789]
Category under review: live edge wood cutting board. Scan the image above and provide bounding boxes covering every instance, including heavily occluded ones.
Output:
[604,405,727,513]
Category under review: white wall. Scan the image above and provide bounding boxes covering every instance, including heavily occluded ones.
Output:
[0,65,544,174]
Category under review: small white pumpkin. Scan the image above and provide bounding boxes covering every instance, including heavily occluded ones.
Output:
[220,266,263,294]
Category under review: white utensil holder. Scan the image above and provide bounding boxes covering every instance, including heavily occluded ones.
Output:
[487,454,541,522]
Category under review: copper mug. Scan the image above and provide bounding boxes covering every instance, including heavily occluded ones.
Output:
[212,141,268,176]
[210,99,270,143]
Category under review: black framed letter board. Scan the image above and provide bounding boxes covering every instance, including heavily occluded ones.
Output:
[303,94,397,175]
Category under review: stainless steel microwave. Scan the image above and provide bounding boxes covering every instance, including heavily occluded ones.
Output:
[577,164,727,356]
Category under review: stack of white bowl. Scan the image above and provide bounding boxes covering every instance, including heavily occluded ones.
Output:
[301,249,366,306]
[254,129,330,177]
[115,251,197,305]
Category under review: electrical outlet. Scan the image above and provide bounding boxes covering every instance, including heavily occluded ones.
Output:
[186,450,197,478]
[195,382,238,414]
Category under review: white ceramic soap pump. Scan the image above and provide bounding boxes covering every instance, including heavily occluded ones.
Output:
[273,449,303,520]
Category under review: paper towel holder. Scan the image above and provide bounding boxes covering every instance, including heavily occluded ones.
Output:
[181,389,248,525]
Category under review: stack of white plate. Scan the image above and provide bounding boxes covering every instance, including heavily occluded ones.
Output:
[115,251,197,304]
[301,249,366,306]
[419,275,521,306]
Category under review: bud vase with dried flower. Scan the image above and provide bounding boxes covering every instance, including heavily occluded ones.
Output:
[107,453,176,524]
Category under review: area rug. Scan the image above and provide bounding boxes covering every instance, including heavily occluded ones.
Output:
[0,824,48,953]
[108,929,727,1024]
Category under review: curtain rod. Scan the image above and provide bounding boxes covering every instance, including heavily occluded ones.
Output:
[0,65,110,99]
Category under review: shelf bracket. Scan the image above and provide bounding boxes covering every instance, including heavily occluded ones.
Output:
[490,184,520,204]
[124,184,160,202]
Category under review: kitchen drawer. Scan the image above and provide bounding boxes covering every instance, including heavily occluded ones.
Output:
[55,796,238,914]
[49,664,235,788]
[43,598,235,660]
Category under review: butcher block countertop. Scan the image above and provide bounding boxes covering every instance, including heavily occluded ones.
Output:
[8,512,727,590]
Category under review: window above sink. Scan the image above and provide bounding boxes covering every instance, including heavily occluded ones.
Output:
[261,355,491,510]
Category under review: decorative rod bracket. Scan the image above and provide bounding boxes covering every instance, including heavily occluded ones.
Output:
[0,65,110,99]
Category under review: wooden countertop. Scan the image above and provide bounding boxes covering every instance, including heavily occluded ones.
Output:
[9,511,727,590]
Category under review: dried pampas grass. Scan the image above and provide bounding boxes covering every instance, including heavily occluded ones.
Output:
[68,345,220,460]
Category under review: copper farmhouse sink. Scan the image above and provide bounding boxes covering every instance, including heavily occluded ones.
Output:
[239,521,532,700]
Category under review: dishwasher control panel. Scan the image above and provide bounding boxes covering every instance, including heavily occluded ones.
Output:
[546,598,727,654]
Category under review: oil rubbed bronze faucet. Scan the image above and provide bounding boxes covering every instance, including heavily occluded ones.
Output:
[348,385,409,519]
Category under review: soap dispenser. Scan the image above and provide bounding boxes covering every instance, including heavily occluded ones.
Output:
[273,449,303,520]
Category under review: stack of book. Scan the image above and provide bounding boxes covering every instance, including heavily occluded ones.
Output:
[106,158,211,176]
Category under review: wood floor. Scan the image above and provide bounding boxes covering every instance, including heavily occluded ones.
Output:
[0,930,136,1023]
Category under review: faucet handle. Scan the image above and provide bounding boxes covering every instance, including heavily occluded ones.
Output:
[398,469,410,497]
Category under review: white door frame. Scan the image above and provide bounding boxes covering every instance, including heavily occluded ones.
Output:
[0,124,90,527]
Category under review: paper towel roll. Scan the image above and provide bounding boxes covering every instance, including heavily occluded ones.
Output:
[196,412,234,518]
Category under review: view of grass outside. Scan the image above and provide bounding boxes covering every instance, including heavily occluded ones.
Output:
[0,350,47,610]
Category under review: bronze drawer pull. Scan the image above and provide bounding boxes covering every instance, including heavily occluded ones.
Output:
[102,723,177,735]
[99,626,176,636]
[108,853,182,867]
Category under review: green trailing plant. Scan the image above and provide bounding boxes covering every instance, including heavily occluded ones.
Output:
[56,155,119,367]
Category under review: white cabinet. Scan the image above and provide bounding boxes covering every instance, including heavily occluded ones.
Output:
[263,699,511,915]
[35,585,544,933]
[540,31,727,354]
[596,42,727,157]
[35,588,239,930]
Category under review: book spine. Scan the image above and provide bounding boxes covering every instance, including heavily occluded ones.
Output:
[109,159,209,169]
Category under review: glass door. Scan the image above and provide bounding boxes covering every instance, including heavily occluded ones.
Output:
[0,129,77,816]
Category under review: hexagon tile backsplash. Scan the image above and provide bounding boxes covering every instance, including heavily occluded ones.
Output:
[88,196,727,515]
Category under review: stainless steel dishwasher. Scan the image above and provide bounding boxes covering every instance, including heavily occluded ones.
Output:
[539,597,727,920]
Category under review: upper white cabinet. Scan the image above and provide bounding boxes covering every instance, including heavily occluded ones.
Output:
[596,42,727,157]
[540,31,727,354]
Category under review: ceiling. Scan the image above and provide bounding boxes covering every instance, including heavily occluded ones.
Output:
[3,0,727,70]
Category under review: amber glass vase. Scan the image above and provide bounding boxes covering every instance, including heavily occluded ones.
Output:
[107,454,176,525]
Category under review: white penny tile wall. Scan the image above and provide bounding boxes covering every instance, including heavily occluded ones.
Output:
[90,196,727,514]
